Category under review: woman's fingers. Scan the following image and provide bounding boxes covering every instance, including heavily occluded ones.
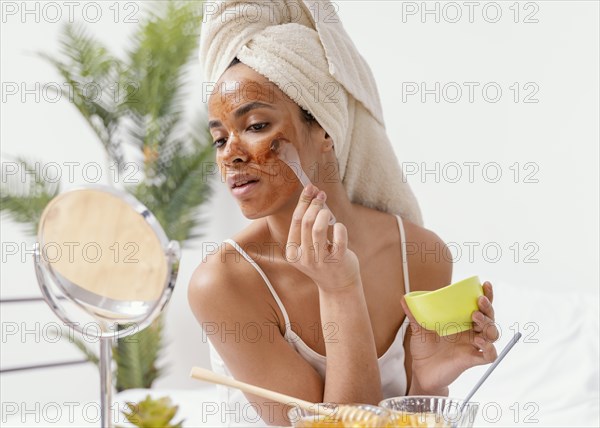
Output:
[474,335,498,363]
[471,311,500,341]
[301,191,326,254]
[286,186,333,265]
[286,185,318,259]
[312,207,332,258]
[483,281,494,304]
[478,295,495,321]
[473,281,498,340]
[332,221,347,255]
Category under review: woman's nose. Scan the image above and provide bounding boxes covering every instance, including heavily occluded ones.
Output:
[221,133,249,165]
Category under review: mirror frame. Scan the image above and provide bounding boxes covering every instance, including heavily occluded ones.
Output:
[33,184,180,339]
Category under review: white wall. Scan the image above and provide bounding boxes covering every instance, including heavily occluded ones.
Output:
[336,1,599,293]
[1,1,598,425]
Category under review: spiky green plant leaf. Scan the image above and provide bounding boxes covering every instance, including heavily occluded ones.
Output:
[113,316,165,392]
[0,157,61,235]
[122,1,203,179]
[130,136,215,242]
[38,23,125,170]
[119,394,184,428]
[5,1,212,393]
[61,329,100,367]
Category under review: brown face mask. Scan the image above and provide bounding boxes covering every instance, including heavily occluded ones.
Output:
[271,139,337,225]
[208,64,307,217]
[249,134,291,176]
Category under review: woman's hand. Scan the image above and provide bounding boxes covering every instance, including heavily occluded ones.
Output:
[401,281,499,395]
[286,185,360,292]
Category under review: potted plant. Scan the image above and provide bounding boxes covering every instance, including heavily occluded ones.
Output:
[1,1,212,393]
[119,395,184,428]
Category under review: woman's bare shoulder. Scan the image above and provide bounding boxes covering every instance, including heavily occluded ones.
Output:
[353,206,452,293]
[400,217,453,293]
[187,223,270,323]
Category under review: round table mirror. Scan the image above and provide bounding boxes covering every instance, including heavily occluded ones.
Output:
[33,185,180,427]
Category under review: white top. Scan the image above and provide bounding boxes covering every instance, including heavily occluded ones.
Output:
[208,214,411,427]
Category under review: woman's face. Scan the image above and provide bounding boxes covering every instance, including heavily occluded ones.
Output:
[208,63,316,219]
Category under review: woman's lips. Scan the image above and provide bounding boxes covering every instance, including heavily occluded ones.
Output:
[231,179,260,198]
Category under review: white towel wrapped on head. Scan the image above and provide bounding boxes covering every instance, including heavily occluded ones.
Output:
[200,0,423,226]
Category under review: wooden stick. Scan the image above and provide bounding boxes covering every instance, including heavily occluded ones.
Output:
[190,367,318,413]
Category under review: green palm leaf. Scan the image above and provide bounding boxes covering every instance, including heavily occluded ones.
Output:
[61,329,100,367]
[0,157,61,235]
[38,23,125,170]
[123,0,203,173]
[114,316,164,392]
[5,1,213,393]
[131,128,215,242]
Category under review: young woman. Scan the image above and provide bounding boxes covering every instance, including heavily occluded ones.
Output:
[189,2,498,426]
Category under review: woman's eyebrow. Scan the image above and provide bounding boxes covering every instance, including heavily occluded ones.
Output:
[208,119,222,129]
[233,101,275,118]
[208,102,275,129]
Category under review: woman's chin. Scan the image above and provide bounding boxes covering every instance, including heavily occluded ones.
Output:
[235,198,271,220]
[236,197,285,220]
[239,209,265,220]
[232,183,300,220]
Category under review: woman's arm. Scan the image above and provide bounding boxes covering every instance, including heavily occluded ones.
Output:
[286,185,382,404]
[402,226,454,395]
[318,282,382,404]
[188,185,382,426]
[401,225,499,396]
[188,257,325,427]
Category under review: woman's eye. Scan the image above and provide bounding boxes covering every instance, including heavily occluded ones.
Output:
[212,138,226,148]
[248,123,268,131]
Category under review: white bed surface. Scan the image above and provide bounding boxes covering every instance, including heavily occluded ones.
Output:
[3,281,598,427]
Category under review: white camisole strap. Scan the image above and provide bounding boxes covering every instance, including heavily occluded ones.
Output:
[222,238,292,327]
[395,214,411,294]
[223,214,410,324]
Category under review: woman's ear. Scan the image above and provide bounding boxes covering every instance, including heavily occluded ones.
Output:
[322,131,334,152]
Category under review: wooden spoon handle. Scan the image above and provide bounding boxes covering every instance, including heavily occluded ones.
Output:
[190,367,317,413]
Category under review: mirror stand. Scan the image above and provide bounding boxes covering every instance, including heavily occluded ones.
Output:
[33,238,180,428]
[32,186,180,428]
[100,336,112,428]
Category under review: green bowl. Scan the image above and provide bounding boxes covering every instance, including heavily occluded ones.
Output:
[404,276,483,336]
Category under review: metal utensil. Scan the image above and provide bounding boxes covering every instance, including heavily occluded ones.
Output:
[452,332,522,427]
